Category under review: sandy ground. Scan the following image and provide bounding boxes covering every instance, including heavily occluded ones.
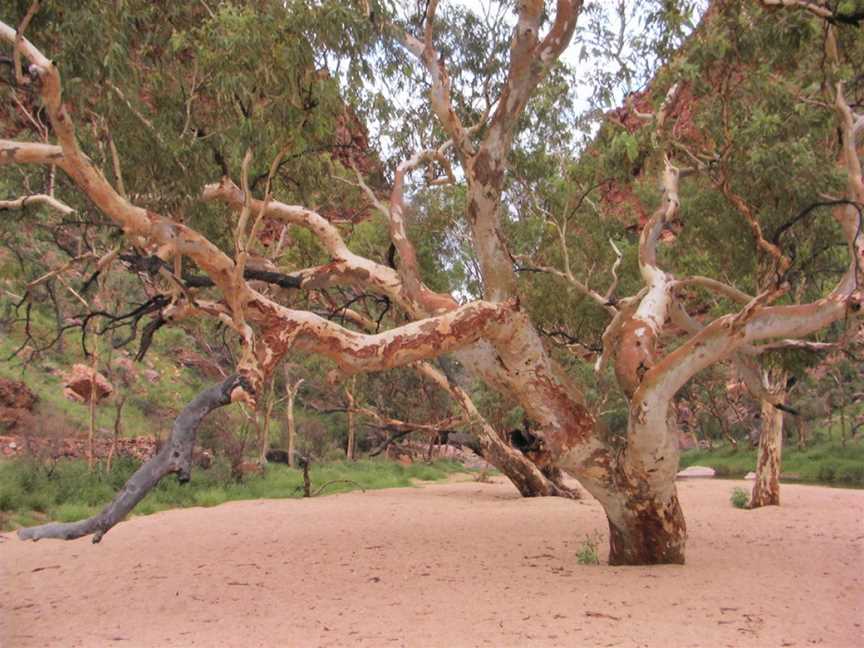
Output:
[1,477,862,648]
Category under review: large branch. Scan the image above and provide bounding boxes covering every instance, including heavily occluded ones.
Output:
[365,145,459,314]
[614,159,681,398]
[0,192,74,215]
[0,139,64,165]
[384,1,473,159]
[18,375,250,542]
[258,298,518,377]
[484,1,583,154]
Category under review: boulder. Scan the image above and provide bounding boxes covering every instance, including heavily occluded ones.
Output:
[676,465,716,479]
[745,471,756,480]
[0,378,37,429]
[0,377,37,410]
[172,348,223,379]
[63,364,113,403]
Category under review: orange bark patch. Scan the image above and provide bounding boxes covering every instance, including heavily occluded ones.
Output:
[615,319,656,398]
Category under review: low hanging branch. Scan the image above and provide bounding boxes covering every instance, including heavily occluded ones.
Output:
[18,374,251,543]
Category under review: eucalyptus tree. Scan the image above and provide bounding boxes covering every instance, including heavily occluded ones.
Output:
[1,0,861,565]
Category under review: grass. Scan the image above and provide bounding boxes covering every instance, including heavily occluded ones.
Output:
[0,311,214,440]
[0,456,470,532]
[729,487,749,509]
[679,439,864,487]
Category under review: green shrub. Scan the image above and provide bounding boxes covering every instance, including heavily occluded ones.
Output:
[713,464,732,477]
[730,487,749,509]
[836,463,864,486]
[54,503,96,523]
[576,534,601,565]
[817,462,838,483]
[0,488,18,512]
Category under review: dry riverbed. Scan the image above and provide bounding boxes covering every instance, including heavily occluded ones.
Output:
[2,477,862,647]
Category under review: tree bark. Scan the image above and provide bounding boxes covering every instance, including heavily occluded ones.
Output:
[18,375,249,542]
[606,490,687,565]
[283,368,302,468]
[346,377,356,461]
[105,394,126,473]
[751,398,784,508]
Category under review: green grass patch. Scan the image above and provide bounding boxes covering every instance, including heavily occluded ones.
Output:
[576,533,602,565]
[680,439,864,487]
[0,457,469,532]
[729,487,749,509]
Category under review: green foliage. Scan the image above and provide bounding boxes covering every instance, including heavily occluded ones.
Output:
[729,487,749,509]
[0,457,470,532]
[680,440,864,487]
[576,533,602,565]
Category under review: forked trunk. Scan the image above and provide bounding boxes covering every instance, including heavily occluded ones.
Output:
[751,398,783,507]
[606,491,687,565]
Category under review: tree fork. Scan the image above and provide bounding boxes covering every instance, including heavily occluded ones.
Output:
[18,374,252,543]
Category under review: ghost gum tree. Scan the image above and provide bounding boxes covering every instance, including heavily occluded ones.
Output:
[2,0,862,564]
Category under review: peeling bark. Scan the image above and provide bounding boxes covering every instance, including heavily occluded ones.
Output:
[751,398,784,508]
[606,490,687,565]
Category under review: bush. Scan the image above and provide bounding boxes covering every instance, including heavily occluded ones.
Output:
[713,464,732,477]
[576,533,601,565]
[817,462,838,483]
[836,463,864,486]
[730,487,749,509]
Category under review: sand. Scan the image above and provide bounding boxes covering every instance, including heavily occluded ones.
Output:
[2,477,862,647]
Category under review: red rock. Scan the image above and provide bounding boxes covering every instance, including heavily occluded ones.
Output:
[172,348,223,379]
[62,364,114,403]
[0,378,37,429]
[0,377,37,410]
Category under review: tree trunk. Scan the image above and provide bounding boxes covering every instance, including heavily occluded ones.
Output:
[87,352,98,472]
[751,398,783,508]
[346,377,356,461]
[282,367,302,468]
[606,490,687,565]
[105,395,126,473]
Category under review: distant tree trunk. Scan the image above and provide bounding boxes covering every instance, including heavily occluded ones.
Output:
[105,395,126,473]
[282,366,303,468]
[258,378,276,466]
[833,373,847,448]
[797,418,807,450]
[345,377,356,461]
[751,397,784,508]
[87,351,98,471]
